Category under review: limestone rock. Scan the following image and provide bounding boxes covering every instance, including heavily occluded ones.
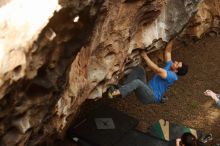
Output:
[12,115,31,134]
[1,0,220,145]
[181,0,220,38]
[0,0,61,99]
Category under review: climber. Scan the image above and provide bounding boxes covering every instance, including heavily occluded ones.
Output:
[204,89,220,108]
[108,39,188,104]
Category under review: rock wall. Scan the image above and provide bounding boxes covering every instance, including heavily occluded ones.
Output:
[0,0,219,145]
[181,0,220,39]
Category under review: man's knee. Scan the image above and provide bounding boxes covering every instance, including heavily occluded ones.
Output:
[132,79,143,85]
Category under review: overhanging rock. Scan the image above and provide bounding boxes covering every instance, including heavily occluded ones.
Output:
[3,0,220,145]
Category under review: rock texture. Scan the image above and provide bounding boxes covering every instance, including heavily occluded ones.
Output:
[181,0,220,38]
[0,0,219,145]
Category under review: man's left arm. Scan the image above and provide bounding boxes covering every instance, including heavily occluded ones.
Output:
[164,39,174,62]
[204,90,220,108]
[216,96,220,108]
[217,100,220,108]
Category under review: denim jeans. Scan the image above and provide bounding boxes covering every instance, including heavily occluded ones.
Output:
[119,65,156,104]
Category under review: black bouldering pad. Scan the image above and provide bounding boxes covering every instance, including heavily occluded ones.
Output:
[148,119,203,141]
[69,105,139,146]
[115,130,175,146]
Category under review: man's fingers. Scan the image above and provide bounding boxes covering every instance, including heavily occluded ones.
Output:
[204,91,211,96]
[140,50,145,53]
[204,89,211,93]
[204,91,210,94]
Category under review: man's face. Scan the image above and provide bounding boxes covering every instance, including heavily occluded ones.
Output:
[171,61,182,71]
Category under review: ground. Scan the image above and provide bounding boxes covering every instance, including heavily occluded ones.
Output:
[61,35,220,145]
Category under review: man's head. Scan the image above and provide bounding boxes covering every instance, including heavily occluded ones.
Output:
[181,132,197,146]
[171,61,188,76]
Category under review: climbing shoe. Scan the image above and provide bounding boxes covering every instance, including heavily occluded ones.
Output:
[107,86,116,99]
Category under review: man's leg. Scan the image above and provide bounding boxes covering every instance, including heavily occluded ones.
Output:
[124,65,146,84]
[109,65,148,100]
[119,79,155,104]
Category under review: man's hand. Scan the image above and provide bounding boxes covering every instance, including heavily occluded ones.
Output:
[176,138,181,146]
[204,89,219,103]
[204,89,216,97]
[140,51,148,59]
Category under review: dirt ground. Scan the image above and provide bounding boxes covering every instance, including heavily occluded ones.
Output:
[62,35,220,146]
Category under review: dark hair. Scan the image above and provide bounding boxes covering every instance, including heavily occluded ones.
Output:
[177,63,188,76]
[181,132,198,146]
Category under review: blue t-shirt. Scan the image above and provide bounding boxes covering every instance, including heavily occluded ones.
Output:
[148,61,178,103]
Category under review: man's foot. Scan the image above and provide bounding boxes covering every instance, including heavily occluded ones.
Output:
[107,86,117,99]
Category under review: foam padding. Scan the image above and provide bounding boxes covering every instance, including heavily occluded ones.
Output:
[149,119,203,141]
[69,105,139,146]
[115,130,174,146]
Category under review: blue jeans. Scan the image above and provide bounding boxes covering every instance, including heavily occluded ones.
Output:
[119,65,156,104]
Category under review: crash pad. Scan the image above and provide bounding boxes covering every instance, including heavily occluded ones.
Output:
[69,105,138,146]
[115,130,175,146]
[148,119,203,141]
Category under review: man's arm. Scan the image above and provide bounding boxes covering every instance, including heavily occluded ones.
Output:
[204,90,220,108]
[176,138,181,146]
[164,40,174,62]
[141,51,167,79]
[217,100,220,108]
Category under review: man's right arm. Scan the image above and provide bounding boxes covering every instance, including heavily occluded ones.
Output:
[204,90,220,108]
[141,51,167,79]
[217,100,220,108]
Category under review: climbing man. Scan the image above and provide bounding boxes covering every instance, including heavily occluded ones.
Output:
[108,39,188,104]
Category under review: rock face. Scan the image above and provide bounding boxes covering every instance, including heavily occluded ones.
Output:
[181,0,220,38]
[0,0,219,145]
